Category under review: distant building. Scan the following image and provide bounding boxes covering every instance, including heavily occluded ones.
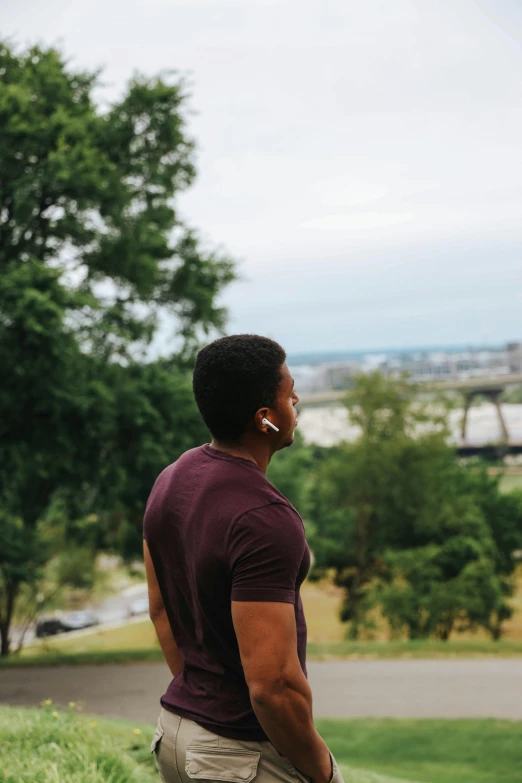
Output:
[322,362,358,390]
[507,343,522,374]
[291,340,522,393]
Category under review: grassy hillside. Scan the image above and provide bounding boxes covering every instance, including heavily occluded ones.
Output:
[1,707,521,783]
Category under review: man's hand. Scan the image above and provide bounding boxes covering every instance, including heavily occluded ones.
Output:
[232,600,332,782]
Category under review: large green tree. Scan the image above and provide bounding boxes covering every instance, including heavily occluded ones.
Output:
[0,41,234,654]
[309,373,522,640]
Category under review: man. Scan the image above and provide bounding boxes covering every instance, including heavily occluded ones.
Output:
[144,334,343,783]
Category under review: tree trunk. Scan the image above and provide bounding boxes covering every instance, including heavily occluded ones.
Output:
[14,605,37,655]
[345,501,373,640]
[0,623,10,657]
[436,615,455,641]
[0,580,18,657]
[489,622,502,641]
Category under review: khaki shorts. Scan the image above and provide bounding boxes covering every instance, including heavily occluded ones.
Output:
[151,707,344,783]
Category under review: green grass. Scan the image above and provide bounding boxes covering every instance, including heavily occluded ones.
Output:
[306,638,522,659]
[499,474,522,494]
[0,648,165,667]
[317,718,522,783]
[1,707,521,783]
[0,705,157,782]
[4,635,522,668]
[21,619,160,656]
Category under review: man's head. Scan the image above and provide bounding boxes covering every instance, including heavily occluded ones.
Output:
[193,334,299,449]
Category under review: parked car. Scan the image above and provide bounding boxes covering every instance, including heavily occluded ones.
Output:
[35,617,68,638]
[35,610,99,638]
[127,597,149,617]
[62,610,99,630]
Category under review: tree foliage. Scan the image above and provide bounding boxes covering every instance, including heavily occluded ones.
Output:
[303,373,522,641]
[266,431,317,521]
[0,40,234,653]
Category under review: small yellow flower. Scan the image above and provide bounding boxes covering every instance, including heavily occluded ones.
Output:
[133,729,142,735]
[68,702,76,708]
[40,698,53,706]
[90,721,98,728]
[52,711,59,718]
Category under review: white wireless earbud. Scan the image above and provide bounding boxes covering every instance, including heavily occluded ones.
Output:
[262,417,280,432]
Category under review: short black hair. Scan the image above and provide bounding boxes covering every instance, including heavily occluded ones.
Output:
[193,334,287,443]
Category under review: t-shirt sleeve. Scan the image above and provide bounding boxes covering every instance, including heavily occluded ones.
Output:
[228,503,306,604]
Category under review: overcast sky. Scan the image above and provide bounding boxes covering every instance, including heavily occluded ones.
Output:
[3,0,522,355]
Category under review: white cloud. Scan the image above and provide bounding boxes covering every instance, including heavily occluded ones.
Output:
[310,176,390,209]
[3,0,522,351]
[300,212,414,232]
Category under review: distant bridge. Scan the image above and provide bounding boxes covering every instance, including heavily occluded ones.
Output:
[456,442,522,457]
[298,373,522,406]
[298,373,522,457]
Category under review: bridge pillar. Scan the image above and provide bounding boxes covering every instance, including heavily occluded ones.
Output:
[460,386,509,443]
[488,389,509,442]
[461,392,472,441]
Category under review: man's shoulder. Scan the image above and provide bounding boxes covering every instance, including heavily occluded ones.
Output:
[235,499,304,535]
[147,446,302,525]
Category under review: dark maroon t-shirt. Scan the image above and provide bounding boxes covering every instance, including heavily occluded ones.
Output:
[143,444,311,741]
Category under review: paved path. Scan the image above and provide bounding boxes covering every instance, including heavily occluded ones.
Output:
[1,660,522,722]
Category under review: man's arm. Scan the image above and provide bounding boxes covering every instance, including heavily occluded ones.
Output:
[232,600,331,783]
[144,539,184,678]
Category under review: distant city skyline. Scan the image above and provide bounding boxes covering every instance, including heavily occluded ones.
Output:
[286,339,521,367]
[3,0,522,354]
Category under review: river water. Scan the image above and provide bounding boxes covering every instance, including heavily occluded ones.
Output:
[297,403,522,448]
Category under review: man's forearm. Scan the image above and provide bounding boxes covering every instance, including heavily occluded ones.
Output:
[250,677,331,783]
[152,609,184,678]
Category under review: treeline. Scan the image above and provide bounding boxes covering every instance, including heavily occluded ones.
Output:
[2,40,521,657]
[268,373,522,642]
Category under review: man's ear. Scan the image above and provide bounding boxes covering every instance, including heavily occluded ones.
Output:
[254,408,270,432]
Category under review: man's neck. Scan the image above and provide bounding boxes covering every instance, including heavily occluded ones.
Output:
[210,438,272,474]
